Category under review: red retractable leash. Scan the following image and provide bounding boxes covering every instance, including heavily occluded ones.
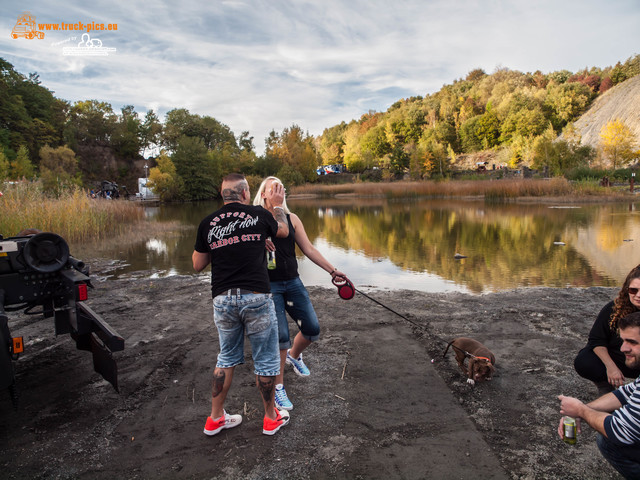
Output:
[332,275,355,300]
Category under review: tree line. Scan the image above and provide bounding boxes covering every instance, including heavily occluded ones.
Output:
[1,55,639,201]
[315,55,640,180]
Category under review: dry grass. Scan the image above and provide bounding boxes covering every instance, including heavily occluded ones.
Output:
[0,182,144,241]
[290,178,619,199]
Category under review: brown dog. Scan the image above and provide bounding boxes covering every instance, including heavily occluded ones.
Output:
[443,337,495,385]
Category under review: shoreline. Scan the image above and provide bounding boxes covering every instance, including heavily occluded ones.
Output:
[0,273,624,479]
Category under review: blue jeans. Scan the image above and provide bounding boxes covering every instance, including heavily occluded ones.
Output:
[270,277,320,350]
[597,433,640,479]
[213,290,280,377]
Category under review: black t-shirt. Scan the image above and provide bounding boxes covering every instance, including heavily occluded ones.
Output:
[269,214,299,282]
[587,301,624,364]
[194,202,279,297]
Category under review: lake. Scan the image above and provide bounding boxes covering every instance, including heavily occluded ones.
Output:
[78,197,640,294]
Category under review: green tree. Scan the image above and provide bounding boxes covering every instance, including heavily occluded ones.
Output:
[276,164,305,187]
[599,119,639,169]
[112,105,142,158]
[0,150,9,181]
[10,145,34,179]
[171,136,220,200]
[140,110,162,158]
[459,115,484,153]
[39,145,80,194]
[163,109,238,153]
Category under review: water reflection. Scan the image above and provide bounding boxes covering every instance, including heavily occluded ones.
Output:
[76,198,640,293]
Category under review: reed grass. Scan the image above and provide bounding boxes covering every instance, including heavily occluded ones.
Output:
[0,182,144,241]
[290,178,619,199]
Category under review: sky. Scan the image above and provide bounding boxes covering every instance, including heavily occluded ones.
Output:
[1,0,639,155]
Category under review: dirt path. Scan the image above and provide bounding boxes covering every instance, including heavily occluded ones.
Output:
[0,268,625,479]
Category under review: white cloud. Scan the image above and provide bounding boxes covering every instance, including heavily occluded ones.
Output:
[1,0,639,154]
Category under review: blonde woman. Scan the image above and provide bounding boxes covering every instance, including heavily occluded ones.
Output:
[253,176,346,410]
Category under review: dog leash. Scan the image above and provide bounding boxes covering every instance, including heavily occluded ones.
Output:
[333,278,486,360]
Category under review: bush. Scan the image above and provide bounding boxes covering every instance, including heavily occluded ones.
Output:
[564,166,637,182]
[359,168,383,182]
[276,164,305,187]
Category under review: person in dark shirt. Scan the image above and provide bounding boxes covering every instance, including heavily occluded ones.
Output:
[560,312,640,479]
[253,176,347,411]
[193,173,291,436]
[575,264,640,396]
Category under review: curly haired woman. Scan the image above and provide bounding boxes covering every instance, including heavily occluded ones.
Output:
[574,265,640,396]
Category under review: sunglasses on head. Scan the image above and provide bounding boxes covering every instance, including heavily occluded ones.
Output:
[629,287,639,295]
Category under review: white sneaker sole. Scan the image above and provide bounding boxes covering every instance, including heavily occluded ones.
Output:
[204,416,242,436]
[286,355,310,377]
[262,411,290,435]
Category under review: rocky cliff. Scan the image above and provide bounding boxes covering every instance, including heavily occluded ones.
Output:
[574,75,640,147]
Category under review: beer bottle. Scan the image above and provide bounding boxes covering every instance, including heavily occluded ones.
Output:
[267,238,276,270]
[562,416,577,445]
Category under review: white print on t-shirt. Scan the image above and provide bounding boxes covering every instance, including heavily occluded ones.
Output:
[207,214,259,243]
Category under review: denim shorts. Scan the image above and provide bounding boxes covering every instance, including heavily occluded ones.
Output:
[270,277,320,350]
[213,290,280,377]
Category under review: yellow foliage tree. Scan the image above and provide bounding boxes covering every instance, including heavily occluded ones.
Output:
[148,151,183,201]
[599,119,639,169]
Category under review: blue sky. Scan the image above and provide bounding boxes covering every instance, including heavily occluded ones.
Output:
[1,0,639,154]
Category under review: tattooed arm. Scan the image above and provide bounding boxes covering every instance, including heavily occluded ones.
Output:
[265,182,289,238]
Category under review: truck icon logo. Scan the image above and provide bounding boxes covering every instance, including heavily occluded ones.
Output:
[11,12,44,40]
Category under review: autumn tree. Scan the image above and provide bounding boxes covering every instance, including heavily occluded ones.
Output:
[148,151,183,201]
[265,125,317,183]
[39,145,80,194]
[599,119,639,169]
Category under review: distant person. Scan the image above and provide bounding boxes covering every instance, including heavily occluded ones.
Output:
[192,173,291,436]
[574,265,640,396]
[559,311,640,479]
[253,176,347,411]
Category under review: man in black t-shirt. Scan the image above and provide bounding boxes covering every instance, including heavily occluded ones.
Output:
[193,173,291,436]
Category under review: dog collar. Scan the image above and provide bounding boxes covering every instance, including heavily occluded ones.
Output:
[474,356,492,362]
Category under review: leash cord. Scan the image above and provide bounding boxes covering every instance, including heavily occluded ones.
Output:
[354,287,477,359]
[354,287,423,328]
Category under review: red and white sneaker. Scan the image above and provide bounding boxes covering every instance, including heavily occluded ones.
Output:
[203,411,242,436]
[262,408,290,435]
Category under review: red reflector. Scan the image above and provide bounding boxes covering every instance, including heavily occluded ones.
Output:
[77,283,88,301]
[13,337,24,354]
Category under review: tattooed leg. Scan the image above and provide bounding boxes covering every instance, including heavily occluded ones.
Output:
[211,367,234,419]
[257,375,277,419]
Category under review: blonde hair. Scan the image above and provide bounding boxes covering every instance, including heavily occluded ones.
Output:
[252,176,291,214]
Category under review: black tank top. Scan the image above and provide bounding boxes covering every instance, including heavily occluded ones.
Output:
[269,214,299,281]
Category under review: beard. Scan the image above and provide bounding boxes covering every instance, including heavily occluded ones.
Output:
[625,354,640,370]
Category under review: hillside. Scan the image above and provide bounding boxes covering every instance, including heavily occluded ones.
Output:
[574,75,640,147]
